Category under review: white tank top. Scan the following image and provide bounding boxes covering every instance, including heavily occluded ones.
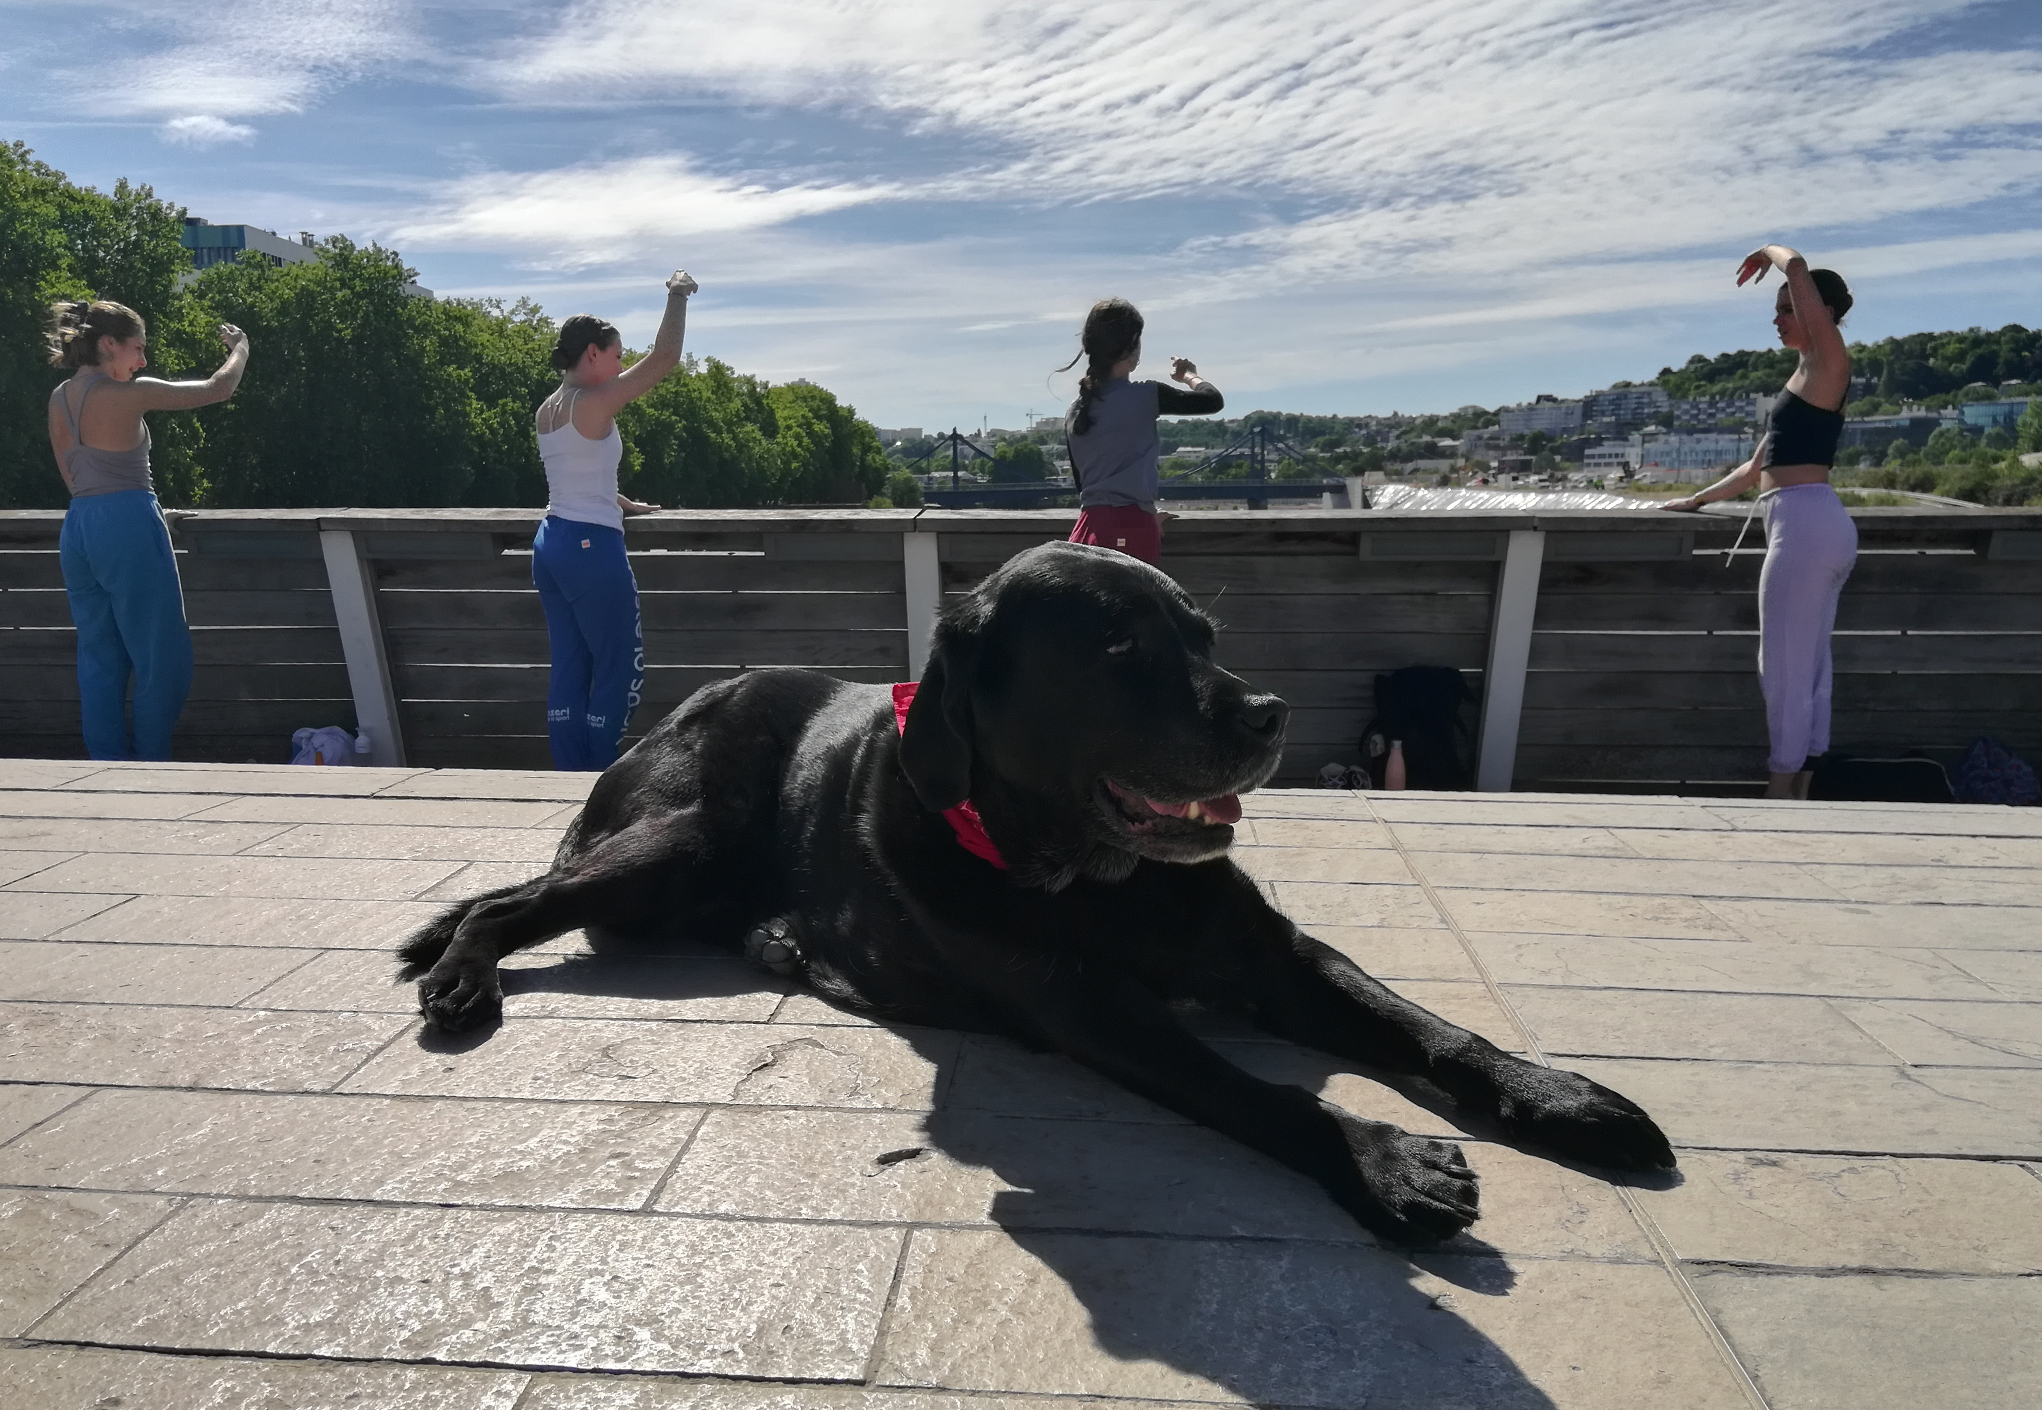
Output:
[537,387,624,531]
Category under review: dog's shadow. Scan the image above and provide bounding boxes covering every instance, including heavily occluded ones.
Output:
[425,942,1614,1408]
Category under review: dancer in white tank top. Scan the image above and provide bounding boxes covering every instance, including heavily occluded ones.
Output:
[532,269,698,771]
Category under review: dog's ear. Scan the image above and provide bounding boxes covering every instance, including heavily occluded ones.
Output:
[900,623,977,812]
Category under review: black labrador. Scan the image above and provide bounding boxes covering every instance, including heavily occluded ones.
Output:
[399,541,1673,1242]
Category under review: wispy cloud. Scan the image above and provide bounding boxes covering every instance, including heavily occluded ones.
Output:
[158,115,258,147]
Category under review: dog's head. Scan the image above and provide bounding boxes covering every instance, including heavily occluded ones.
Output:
[900,540,1288,887]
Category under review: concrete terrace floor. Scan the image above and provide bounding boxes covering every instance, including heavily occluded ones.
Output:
[0,760,2038,1410]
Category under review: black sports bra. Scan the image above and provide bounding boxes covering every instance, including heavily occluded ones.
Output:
[1763,389,1844,469]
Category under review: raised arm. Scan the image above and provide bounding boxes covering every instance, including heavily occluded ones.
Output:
[126,324,250,412]
[1737,243,1848,399]
[1157,356,1223,415]
[580,271,697,418]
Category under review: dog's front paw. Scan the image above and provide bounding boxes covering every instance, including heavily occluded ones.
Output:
[417,961,503,1031]
[1494,1065,1675,1171]
[1330,1110,1480,1245]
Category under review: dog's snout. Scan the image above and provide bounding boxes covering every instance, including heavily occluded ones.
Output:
[1235,693,1288,743]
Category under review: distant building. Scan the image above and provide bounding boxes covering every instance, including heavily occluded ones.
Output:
[1958,398,2035,434]
[1581,384,1669,426]
[178,217,432,297]
[1670,394,1766,429]
[1498,394,1584,436]
[1583,441,1638,475]
[875,428,924,444]
[1032,416,1065,433]
[1461,426,1509,458]
[1839,414,1943,452]
[1634,431,1755,474]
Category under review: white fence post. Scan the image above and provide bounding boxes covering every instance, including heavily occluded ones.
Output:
[903,526,942,682]
[319,529,407,767]
[1475,528,1546,792]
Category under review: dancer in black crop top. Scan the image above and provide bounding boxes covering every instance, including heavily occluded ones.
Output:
[1664,245,1857,800]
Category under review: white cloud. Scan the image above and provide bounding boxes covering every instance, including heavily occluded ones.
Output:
[158,115,258,146]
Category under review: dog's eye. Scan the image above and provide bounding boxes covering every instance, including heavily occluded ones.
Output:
[1106,637,1135,655]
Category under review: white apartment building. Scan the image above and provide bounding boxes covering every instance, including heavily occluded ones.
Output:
[1583,441,1638,475]
[1635,431,1755,475]
[1581,384,1669,425]
[1498,395,1584,436]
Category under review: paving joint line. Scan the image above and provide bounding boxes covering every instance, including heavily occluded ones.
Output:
[1361,794,1774,1410]
[17,1194,190,1340]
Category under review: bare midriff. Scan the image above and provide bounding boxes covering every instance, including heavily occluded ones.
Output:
[1760,463,1831,492]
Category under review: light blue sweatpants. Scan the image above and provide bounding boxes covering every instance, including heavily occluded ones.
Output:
[1757,484,1857,774]
[59,489,194,761]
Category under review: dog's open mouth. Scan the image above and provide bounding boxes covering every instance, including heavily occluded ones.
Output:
[1105,780,1245,833]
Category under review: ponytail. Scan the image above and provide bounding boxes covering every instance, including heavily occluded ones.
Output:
[1056,297,1144,437]
[46,299,145,369]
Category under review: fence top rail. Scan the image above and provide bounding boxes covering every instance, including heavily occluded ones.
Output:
[5,505,2040,541]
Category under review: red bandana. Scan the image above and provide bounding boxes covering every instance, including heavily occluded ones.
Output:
[892,682,1008,870]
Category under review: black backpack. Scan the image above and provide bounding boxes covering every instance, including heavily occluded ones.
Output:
[1360,667,1477,790]
[1808,752,1954,804]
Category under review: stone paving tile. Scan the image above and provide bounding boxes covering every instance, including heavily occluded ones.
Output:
[1827,998,2042,1068]
[1440,889,1744,940]
[878,1230,1749,1408]
[56,765,427,796]
[1388,822,1640,856]
[772,991,876,1025]
[1235,816,1394,848]
[242,822,566,862]
[1236,791,1381,821]
[1795,862,2042,908]
[1506,987,1897,1065]
[1941,948,2042,1001]
[0,1002,406,1091]
[1264,881,1444,929]
[376,769,596,801]
[0,851,79,887]
[342,1018,957,1108]
[660,1107,1650,1260]
[943,1034,1187,1124]
[0,1345,530,1410]
[0,940,308,1006]
[416,859,552,900]
[1703,897,2042,951]
[0,790,228,820]
[0,891,130,940]
[0,1088,704,1210]
[189,794,573,827]
[38,1199,902,1379]
[1567,1057,2042,1158]
[1212,1044,1486,1142]
[1705,802,2042,837]
[1312,924,1483,981]
[519,1373,1222,1409]
[1691,1267,2042,1410]
[1374,798,1735,830]
[1635,1151,2042,1274]
[54,894,448,949]
[252,949,786,1021]
[1231,845,1419,884]
[0,761,107,789]
[0,816,292,855]
[0,1188,174,1334]
[1471,932,2002,1001]
[1613,826,2042,869]
[9,852,463,901]
[0,1083,90,1143]
[1419,851,1841,901]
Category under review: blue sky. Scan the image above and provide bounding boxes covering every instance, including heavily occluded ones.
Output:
[6,0,2041,431]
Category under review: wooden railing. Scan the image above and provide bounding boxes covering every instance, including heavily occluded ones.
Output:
[3,505,2038,792]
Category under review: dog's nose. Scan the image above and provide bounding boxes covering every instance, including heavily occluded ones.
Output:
[1234,693,1288,743]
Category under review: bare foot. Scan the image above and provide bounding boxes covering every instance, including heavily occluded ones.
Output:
[1764,771,1798,799]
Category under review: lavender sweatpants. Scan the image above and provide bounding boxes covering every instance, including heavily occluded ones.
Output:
[1757,484,1857,774]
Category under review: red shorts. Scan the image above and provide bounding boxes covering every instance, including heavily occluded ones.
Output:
[1068,505,1162,565]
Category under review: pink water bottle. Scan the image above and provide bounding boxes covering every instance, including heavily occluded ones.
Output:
[1386,740,1408,790]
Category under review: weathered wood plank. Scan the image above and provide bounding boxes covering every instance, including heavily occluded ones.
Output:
[391,662,902,703]
[1207,595,1494,635]
[0,698,351,736]
[1528,631,2042,673]
[0,552,63,590]
[384,628,908,669]
[1214,632,1490,672]
[1520,707,2042,749]
[1542,555,2042,596]
[1524,670,2041,713]
[1,588,336,630]
[1535,592,2042,633]
[1513,743,1766,783]
[7,662,354,703]
[373,589,904,633]
[1168,557,1495,596]
[0,625,346,666]
[374,553,906,594]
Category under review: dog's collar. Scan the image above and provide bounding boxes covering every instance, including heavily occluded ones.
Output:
[891,682,1008,870]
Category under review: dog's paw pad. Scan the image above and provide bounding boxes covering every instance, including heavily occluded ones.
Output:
[417,966,504,1032]
[1342,1124,1481,1244]
[1501,1069,1675,1171]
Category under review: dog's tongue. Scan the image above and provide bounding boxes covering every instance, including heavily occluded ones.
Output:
[1144,793,1244,825]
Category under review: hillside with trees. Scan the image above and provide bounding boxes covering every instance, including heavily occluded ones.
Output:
[0,142,890,510]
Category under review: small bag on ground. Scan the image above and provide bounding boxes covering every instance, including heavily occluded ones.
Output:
[1953,736,2040,806]
[1358,666,1478,791]
[290,726,362,767]
[1808,751,1954,804]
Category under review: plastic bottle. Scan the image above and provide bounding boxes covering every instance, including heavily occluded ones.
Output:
[1386,740,1407,791]
[354,729,372,763]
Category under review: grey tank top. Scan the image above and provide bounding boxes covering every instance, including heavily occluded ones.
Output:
[53,372,152,498]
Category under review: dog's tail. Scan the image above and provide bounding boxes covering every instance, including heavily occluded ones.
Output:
[394,882,532,981]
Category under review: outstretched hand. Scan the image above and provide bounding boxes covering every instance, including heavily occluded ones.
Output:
[218,323,248,353]
[1736,244,1800,286]
[1661,495,1703,512]
[666,270,699,297]
[1169,356,1199,385]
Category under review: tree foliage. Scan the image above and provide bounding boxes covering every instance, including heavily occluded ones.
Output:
[2,142,886,510]
[990,438,1049,482]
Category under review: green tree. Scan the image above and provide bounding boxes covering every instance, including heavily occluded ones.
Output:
[885,468,923,507]
[1922,425,1968,464]
[2019,398,2042,454]
[990,439,1049,483]
[764,381,890,503]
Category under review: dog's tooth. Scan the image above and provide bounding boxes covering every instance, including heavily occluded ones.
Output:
[1185,800,1203,821]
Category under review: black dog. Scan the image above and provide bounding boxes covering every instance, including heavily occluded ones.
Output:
[399,541,1672,1242]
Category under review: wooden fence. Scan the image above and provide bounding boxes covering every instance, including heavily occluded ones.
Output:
[3,505,2038,793]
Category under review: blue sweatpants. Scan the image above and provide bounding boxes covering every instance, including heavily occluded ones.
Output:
[532,516,643,772]
[59,490,193,761]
